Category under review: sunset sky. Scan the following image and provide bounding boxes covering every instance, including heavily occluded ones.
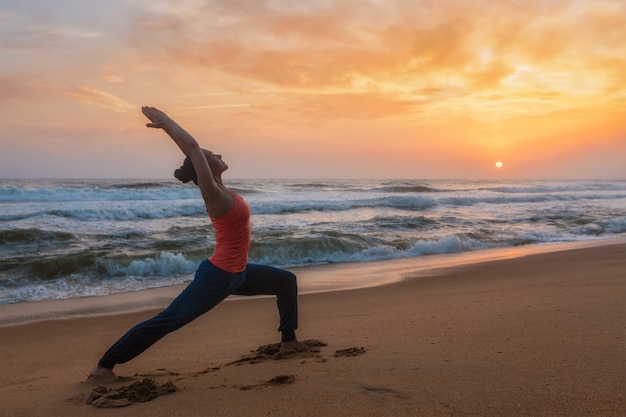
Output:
[1,0,625,179]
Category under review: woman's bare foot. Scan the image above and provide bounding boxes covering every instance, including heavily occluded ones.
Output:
[89,365,118,380]
[280,339,309,353]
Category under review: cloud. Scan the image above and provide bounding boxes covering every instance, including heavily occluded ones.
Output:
[66,87,134,113]
[188,104,253,110]
[0,77,33,101]
[104,75,125,83]
[0,27,62,50]
[130,1,620,83]
[0,75,57,104]
[291,92,417,121]
[2,0,624,179]
[0,9,103,51]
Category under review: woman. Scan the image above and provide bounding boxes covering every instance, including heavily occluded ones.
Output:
[90,106,304,379]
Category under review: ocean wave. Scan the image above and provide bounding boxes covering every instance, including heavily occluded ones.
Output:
[480,182,626,194]
[15,251,100,280]
[440,193,626,207]
[2,192,622,224]
[249,233,496,267]
[282,182,441,193]
[97,251,198,277]
[0,211,48,222]
[375,185,440,193]
[7,192,621,224]
[1,203,207,222]
[0,185,200,202]
[601,216,626,233]
[0,228,75,244]
[255,192,624,214]
[368,215,436,230]
[286,181,336,188]
[2,250,202,285]
[106,181,174,189]
[0,250,200,303]
[252,195,438,215]
[49,204,207,221]
[2,181,623,214]
[571,216,626,235]
[0,272,193,305]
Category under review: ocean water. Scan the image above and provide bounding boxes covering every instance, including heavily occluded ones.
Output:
[1,178,625,304]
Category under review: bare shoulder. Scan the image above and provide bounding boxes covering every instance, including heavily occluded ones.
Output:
[205,186,235,218]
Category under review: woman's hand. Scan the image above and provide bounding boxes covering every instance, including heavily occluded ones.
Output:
[142,106,170,129]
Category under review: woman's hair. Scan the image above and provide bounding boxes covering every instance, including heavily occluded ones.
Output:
[174,156,198,185]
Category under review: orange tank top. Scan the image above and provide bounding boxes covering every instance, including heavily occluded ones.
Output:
[209,191,251,273]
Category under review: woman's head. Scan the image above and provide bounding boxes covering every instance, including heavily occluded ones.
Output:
[204,149,228,175]
[174,155,197,185]
[174,149,228,185]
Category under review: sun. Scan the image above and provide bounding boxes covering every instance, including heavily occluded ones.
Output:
[495,161,503,168]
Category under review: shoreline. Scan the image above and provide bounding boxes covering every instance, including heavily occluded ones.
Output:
[1,236,625,327]
[1,240,624,416]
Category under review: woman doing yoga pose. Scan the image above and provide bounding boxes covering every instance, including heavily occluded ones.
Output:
[90,106,305,379]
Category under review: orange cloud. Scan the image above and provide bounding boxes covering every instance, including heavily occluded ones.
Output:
[127,0,626,123]
[66,87,134,113]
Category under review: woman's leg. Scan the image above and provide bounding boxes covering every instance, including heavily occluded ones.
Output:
[97,260,244,370]
[233,264,299,342]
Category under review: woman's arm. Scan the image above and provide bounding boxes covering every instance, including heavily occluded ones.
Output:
[141,106,232,216]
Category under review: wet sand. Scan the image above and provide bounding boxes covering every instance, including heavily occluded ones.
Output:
[1,242,624,416]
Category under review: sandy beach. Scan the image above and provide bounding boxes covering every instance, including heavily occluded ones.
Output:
[1,242,624,417]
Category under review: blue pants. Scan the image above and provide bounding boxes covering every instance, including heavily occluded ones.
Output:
[98,260,298,369]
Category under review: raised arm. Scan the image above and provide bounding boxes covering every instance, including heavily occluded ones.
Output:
[141,106,233,217]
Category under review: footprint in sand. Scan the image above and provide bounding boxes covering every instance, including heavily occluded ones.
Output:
[225,339,328,366]
[239,374,297,390]
[226,339,367,365]
[333,346,366,358]
[86,378,177,408]
[82,339,366,406]
[135,368,180,378]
